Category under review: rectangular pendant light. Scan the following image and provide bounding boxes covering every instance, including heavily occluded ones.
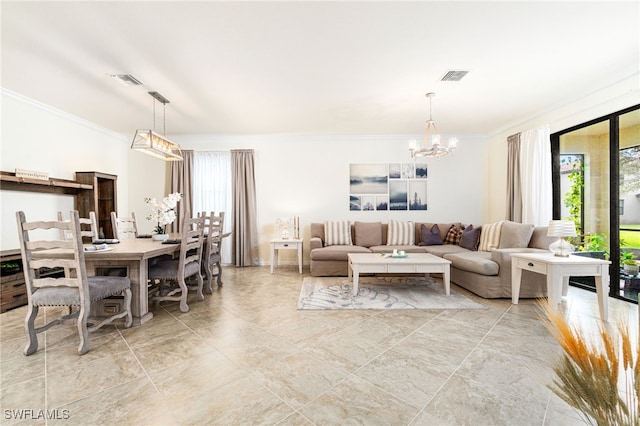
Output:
[131,91,183,161]
[131,129,183,161]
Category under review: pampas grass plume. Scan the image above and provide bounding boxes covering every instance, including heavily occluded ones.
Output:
[539,301,639,426]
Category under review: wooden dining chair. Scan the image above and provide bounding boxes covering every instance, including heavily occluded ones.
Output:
[148,214,205,312]
[58,210,98,241]
[111,212,138,239]
[200,211,225,293]
[16,210,132,356]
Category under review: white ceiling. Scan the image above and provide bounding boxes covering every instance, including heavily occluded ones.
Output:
[1,1,638,138]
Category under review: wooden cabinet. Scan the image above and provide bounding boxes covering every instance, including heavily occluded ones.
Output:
[1,250,27,313]
[1,250,66,313]
[75,172,117,239]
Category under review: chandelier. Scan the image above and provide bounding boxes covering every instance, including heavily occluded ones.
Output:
[409,92,457,158]
[131,91,183,161]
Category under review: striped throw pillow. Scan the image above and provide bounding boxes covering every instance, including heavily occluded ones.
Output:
[387,220,415,245]
[478,221,504,252]
[324,221,352,246]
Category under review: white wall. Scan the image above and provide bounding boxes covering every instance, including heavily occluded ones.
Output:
[174,134,489,265]
[485,74,640,223]
[0,89,167,249]
[6,71,636,264]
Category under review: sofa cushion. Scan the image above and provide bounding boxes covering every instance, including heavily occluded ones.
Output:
[423,244,469,257]
[529,226,556,249]
[387,220,415,245]
[370,245,424,254]
[478,221,503,252]
[444,225,463,245]
[419,224,443,246]
[324,220,352,246]
[459,225,482,251]
[430,222,461,242]
[354,221,382,248]
[310,245,370,261]
[499,221,534,248]
[444,252,499,276]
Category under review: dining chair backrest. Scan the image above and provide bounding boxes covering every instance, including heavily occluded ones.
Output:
[111,211,138,239]
[180,215,206,276]
[57,210,98,241]
[199,211,225,292]
[20,210,88,300]
[200,211,225,255]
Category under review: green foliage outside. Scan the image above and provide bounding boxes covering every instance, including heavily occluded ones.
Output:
[562,157,584,235]
[579,233,608,256]
[621,224,640,249]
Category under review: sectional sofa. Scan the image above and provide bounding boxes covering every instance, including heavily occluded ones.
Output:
[309,220,558,299]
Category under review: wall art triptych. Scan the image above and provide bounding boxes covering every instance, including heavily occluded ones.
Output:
[349,163,428,211]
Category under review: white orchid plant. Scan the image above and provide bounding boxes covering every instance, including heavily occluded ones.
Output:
[145,192,182,234]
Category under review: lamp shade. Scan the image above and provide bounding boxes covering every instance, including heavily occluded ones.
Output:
[276,218,293,239]
[547,220,577,257]
[547,220,577,237]
[131,130,183,161]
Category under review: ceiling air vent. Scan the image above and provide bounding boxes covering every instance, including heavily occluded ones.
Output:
[109,74,143,86]
[440,70,469,82]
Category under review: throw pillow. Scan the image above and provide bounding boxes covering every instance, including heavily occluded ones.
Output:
[324,220,352,246]
[419,224,443,246]
[444,225,463,245]
[459,225,482,251]
[387,220,415,245]
[478,221,503,252]
[354,222,382,248]
[498,221,535,248]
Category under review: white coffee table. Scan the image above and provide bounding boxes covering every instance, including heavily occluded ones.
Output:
[347,253,451,296]
[511,252,611,321]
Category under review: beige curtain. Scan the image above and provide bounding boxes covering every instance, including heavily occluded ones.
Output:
[506,133,522,222]
[231,149,258,266]
[170,150,194,233]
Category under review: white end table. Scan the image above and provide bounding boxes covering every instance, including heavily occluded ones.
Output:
[270,238,303,274]
[511,252,611,321]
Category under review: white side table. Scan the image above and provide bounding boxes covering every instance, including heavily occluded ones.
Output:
[270,238,303,274]
[511,252,611,321]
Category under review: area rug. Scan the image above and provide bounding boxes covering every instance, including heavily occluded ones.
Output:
[297,276,487,310]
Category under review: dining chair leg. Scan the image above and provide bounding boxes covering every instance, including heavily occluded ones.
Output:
[216,262,223,286]
[195,273,204,301]
[178,277,190,313]
[24,305,39,356]
[77,305,90,355]
[204,265,213,294]
[123,288,133,328]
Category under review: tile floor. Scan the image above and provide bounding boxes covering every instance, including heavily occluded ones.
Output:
[1,266,638,425]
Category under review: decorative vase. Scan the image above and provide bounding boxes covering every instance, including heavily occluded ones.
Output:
[152,234,169,242]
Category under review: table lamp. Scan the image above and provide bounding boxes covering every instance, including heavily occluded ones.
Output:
[276,218,292,239]
[547,220,577,257]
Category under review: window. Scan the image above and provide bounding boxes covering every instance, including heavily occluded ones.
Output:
[193,152,232,264]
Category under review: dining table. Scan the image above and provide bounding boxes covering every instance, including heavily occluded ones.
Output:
[82,237,181,326]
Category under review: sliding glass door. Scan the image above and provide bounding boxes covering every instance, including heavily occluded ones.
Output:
[619,109,640,302]
[552,104,640,303]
